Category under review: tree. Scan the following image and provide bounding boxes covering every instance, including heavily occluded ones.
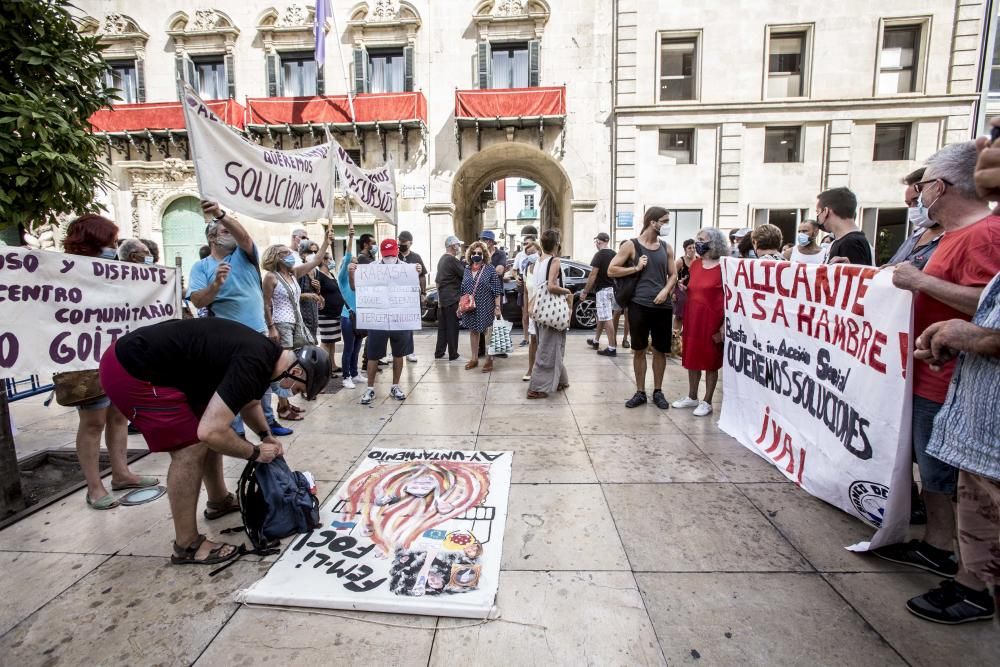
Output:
[0,0,116,516]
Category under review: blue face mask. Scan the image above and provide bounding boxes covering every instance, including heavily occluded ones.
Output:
[143,255,154,265]
[100,247,117,260]
[281,255,296,268]
[328,261,337,271]
[796,233,811,247]
[694,241,710,256]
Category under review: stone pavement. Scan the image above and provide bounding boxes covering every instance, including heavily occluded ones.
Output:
[1,330,997,666]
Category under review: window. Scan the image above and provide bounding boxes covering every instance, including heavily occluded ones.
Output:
[524,194,535,210]
[491,43,529,89]
[368,49,405,93]
[103,60,138,103]
[563,264,587,280]
[878,25,920,94]
[990,23,1000,94]
[873,123,912,161]
[193,57,226,100]
[767,32,805,97]
[659,37,697,101]
[666,210,703,251]
[281,53,317,96]
[764,126,801,163]
[658,129,695,164]
[754,209,809,247]
[862,208,906,264]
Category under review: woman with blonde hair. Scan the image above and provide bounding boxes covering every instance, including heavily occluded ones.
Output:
[459,240,503,371]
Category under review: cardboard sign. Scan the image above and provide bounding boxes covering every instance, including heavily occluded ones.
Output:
[717,258,914,551]
[240,448,514,619]
[0,247,180,376]
[355,262,421,331]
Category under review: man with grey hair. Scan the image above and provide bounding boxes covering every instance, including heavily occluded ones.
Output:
[291,228,309,266]
[434,235,465,361]
[117,239,152,264]
[871,141,1000,594]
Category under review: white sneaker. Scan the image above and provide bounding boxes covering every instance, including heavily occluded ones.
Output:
[406,354,418,363]
[390,385,407,401]
[360,388,376,405]
[671,396,700,409]
[342,376,355,389]
[693,401,713,417]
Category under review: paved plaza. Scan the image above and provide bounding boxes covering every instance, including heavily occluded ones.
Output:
[1,331,997,666]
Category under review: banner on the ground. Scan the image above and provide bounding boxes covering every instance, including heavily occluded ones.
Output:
[182,84,336,223]
[240,448,513,619]
[717,258,913,551]
[333,140,397,226]
[0,247,180,376]
[355,262,421,331]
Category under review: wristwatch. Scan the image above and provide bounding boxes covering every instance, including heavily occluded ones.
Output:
[247,444,261,462]
[212,209,227,222]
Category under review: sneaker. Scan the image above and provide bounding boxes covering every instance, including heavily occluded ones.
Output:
[597,348,617,357]
[378,358,390,366]
[449,355,463,362]
[652,390,669,410]
[586,338,599,349]
[360,388,376,405]
[871,540,959,577]
[519,339,529,347]
[906,580,996,624]
[267,421,294,437]
[342,376,356,389]
[625,391,647,408]
[622,338,630,349]
[693,401,713,417]
[406,354,418,363]
[672,396,700,409]
[390,385,407,401]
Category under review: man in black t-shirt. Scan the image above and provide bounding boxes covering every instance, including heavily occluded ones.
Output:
[580,232,619,355]
[815,186,874,266]
[98,318,330,566]
[398,230,427,363]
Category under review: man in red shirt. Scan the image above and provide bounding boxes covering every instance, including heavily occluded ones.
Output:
[873,141,1000,586]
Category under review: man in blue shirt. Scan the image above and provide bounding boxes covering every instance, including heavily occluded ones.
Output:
[188,200,292,437]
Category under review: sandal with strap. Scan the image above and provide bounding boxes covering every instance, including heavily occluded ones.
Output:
[86,493,119,510]
[278,408,304,421]
[526,390,548,399]
[203,492,240,520]
[171,534,239,566]
[465,360,479,370]
[286,403,306,414]
[481,360,494,373]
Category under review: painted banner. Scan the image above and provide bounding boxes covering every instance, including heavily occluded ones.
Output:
[355,262,422,331]
[0,247,180,376]
[240,448,513,618]
[717,258,913,551]
[182,84,336,223]
[333,140,397,225]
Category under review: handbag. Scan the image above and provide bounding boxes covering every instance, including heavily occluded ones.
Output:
[531,258,571,331]
[52,369,105,407]
[458,267,485,315]
[488,317,514,356]
[612,239,643,309]
[276,273,315,348]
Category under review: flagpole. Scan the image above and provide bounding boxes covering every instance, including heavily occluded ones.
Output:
[326,1,357,125]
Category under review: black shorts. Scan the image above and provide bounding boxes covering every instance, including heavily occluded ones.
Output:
[366,330,414,359]
[627,303,673,352]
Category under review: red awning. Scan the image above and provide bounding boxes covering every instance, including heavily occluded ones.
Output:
[89,99,246,132]
[455,87,566,118]
[246,92,427,125]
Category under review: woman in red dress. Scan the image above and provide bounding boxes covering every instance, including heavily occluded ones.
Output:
[671,227,728,417]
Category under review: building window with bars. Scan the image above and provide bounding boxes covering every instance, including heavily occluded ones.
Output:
[878,25,921,94]
[658,129,695,164]
[659,37,697,101]
[766,32,805,98]
[764,126,802,163]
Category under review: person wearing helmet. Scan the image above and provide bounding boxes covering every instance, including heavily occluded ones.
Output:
[97,318,330,566]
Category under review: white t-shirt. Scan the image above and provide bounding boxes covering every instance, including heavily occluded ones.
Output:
[790,245,828,265]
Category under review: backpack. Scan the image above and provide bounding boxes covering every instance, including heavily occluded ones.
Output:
[612,239,643,309]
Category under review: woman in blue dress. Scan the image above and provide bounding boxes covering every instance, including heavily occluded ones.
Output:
[460,240,503,372]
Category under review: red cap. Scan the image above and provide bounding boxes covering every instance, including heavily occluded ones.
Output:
[379,238,399,257]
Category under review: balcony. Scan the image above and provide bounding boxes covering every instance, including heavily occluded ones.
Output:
[454,86,566,156]
[517,207,539,220]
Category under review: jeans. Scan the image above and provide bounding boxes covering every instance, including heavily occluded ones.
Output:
[232,384,276,434]
[341,314,364,378]
[913,395,958,495]
[436,301,460,359]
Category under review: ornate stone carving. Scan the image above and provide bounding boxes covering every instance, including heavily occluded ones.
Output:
[495,0,526,16]
[372,0,400,21]
[192,9,222,31]
[130,195,141,236]
[103,13,137,35]
[276,4,311,27]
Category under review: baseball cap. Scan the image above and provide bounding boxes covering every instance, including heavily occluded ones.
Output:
[594,232,610,242]
[379,238,399,257]
[479,230,496,242]
[732,228,751,239]
[398,230,414,243]
[445,235,461,247]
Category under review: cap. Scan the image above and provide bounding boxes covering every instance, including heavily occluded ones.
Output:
[398,230,413,243]
[594,232,610,242]
[479,230,496,242]
[732,228,751,239]
[379,238,399,256]
[445,235,461,247]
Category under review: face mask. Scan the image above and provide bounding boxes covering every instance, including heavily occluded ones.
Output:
[694,241,710,256]
[748,249,758,259]
[399,244,410,253]
[525,253,539,265]
[305,253,317,262]
[143,255,154,264]
[215,237,237,252]
[100,247,117,260]
[328,261,337,271]
[471,254,483,264]
[816,211,828,231]
[382,256,399,264]
[281,255,296,268]
[796,233,811,247]
[907,206,933,230]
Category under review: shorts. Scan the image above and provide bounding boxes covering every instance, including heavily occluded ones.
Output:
[98,345,202,453]
[366,330,414,360]
[913,395,958,494]
[627,302,673,353]
[274,322,295,349]
[596,287,615,322]
[77,395,112,411]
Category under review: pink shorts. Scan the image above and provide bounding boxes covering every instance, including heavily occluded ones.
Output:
[98,344,202,453]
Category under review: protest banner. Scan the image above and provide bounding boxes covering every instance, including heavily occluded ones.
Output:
[182,84,336,223]
[0,247,180,376]
[240,448,513,619]
[333,139,397,225]
[355,262,421,331]
[717,258,913,551]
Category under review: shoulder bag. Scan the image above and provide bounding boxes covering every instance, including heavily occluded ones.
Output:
[612,239,643,309]
[531,258,571,331]
[275,273,315,347]
[458,268,485,315]
[51,369,105,407]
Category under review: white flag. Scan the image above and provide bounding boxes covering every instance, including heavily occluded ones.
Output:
[333,140,398,225]
[181,84,336,223]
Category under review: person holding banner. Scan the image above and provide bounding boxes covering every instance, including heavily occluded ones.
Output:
[460,240,504,372]
[339,225,366,389]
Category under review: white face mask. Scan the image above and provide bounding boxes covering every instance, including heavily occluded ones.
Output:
[382,256,399,264]
[908,204,935,229]
[305,253,317,262]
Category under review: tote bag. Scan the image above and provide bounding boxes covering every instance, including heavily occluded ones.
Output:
[530,258,571,331]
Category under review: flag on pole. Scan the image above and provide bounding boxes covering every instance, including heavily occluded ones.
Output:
[315,0,331,70]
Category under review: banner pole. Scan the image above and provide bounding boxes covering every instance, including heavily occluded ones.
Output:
[328,4,356,124]
[179,81,206,197]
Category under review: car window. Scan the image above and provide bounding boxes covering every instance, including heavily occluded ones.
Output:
[563,265,587,279]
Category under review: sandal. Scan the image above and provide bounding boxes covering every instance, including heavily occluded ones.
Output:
[526,391,548,399]
[481,360,494,373]
[557,383,570,391]
[171,534,239,566]
[287,404,306,414]
[465,360,479,370]
[278,408,304,421]
[203,492,240,520]
[110,475,159,491]
[86,493,119,510]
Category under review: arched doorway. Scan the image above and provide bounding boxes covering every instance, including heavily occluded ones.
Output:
[161,197,205,282]
[451,143,574,250]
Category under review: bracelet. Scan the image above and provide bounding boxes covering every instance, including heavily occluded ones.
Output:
[247,444,261,462]
[212,209,226,221]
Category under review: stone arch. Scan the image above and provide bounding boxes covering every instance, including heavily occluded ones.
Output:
[451,142,573,249]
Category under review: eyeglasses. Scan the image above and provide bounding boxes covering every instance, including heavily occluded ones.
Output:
[913,178,953,193]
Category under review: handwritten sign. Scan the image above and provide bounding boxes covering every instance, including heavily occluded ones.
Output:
[182,84,336,223]
[240,448,513,619]
[335,143,397,225]
[355,263,421,331]
[0,247,180,376]
[717,258,914,551]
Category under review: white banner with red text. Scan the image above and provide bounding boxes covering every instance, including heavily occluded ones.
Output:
[717,257,914,550]
[0,247,180,376]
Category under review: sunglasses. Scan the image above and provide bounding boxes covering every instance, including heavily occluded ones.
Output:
[913,177,953,193]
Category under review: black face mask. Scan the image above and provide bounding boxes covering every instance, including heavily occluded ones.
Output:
[399,244,410,253]
[471,254,484,264]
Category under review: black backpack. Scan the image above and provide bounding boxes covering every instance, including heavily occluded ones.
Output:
[612,239,643,308]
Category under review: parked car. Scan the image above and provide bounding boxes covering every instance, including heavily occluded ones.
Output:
[422,259,597,330]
